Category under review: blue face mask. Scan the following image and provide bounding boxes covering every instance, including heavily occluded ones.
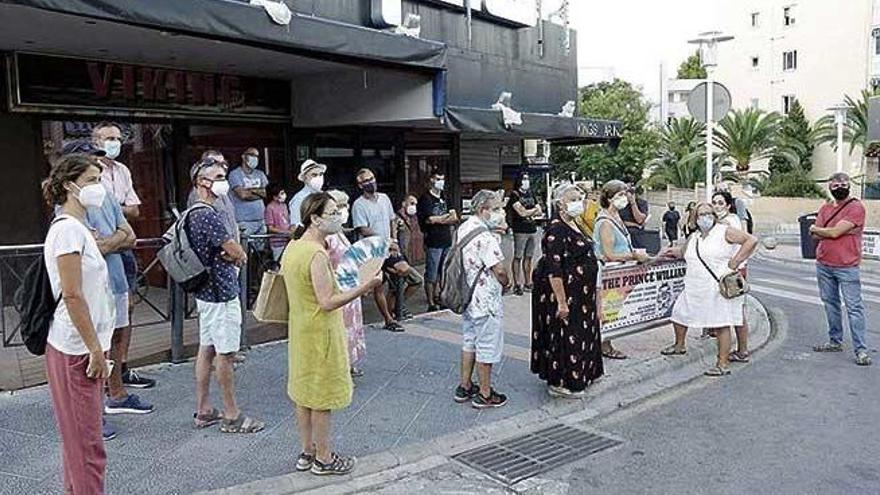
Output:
[245,156,258,168]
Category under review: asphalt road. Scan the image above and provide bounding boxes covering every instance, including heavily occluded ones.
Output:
[555,257,880,495]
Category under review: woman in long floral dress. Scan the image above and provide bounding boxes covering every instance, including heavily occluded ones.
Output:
[326,190,366,376]
[530,184,604,398]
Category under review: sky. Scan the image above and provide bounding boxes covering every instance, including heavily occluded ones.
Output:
[544,0,715,106]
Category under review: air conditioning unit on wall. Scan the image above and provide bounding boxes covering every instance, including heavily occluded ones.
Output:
[524,139,550,164]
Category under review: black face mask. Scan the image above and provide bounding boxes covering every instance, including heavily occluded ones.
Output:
[830,187,850,201]
[669,206,676,210]
[361,181,377,194]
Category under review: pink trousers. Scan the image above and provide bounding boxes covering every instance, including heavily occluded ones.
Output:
[45,344,107,495]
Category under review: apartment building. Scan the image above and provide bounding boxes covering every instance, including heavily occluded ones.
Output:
[713,0,879,187]
[661,78,704,124]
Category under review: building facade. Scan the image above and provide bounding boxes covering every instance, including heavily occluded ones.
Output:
[713,0,878,186]
[662,78,704,124]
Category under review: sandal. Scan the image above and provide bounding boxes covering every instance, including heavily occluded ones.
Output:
[220,414,265,434]
[813,342,844,353]
[350,367,365,377]
[704,366,731,377]
[728,351,750,363]
[602,349,628,360]
[660,345,687,356]
[193,408,223,429]
[311,452,356,476]
[856,351,873,366]
[296,452,315,472]
[383,321,405,333]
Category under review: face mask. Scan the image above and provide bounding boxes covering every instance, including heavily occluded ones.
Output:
[103,140,121,160]
[277,193,287,203]
[72,183,107,208]
[697,215,715,232]
[339,208,350,225]
[612,195,629,210]
[307,176,324,191]
[520,180,530,191]
[318,214,343,234]
[433,179,445,191]
[669,205,676,211]
[245,156,258,169]
[486,210,505,228]
[713,205,728,217]
[830,186,850,201]
[361,181,377,194]
[566,200,585,217]
[406,205,417,216]
[210,179,230,197]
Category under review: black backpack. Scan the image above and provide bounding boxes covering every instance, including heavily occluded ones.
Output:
[15,218,65,356]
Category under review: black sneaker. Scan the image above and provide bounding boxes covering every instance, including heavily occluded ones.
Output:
[122,369,156,389]
[513,286,524,296]
[311,453,355,476]
[427,305,440,312]
[453,383,480,403]
[472,389,508,409]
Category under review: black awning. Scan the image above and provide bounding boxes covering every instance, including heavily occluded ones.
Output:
[0,0,447,71]
[444,106,622,145]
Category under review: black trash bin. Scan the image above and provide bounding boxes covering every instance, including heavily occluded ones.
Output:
[798,213,818,259]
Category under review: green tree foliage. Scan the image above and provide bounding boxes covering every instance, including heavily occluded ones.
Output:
[752,172,826,199]
[815,89,875,154]
[571,79,660,183]
[769,100,814,174]
[645,117,706,189]
[677,51,707,79]
[715,108,785,172]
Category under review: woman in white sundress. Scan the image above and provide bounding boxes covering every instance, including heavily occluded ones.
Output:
[657,202,757,376]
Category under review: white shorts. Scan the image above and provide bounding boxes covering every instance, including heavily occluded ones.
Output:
[462,313,504,364]
[114,293,130,329]
[196,298,242,354]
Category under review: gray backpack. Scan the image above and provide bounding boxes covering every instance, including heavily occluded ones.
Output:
[440,225,489,314]
[157,203,212,293]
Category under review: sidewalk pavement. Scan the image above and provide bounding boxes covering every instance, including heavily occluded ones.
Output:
[0,293,773,495]
[753,242,880,268]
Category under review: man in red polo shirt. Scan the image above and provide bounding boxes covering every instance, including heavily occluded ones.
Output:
[809,172,871,366]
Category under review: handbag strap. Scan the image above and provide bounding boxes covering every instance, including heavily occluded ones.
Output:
[694,236,720,283]
[818,198,856,228]
[596,214,633,252]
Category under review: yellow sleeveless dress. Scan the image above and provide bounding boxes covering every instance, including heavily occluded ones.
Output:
[282,239,352,411]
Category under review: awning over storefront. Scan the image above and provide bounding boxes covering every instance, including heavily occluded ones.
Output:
[444,106,623,146]
[0,0,447,71]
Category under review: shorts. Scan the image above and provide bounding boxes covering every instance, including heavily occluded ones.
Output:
[424,247,449,284]
[513,232,538,259]
[121,250,138,294]
[196,298,242,354]
[462,312,504,364]
[114,293,130,329]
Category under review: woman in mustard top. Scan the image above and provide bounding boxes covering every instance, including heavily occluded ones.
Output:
[282,192,382,476]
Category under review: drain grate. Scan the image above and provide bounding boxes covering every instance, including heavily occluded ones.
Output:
[452,424,622,485]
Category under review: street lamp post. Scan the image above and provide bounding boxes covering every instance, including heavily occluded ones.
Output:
[827,104,852,173]
[689,31,734,202]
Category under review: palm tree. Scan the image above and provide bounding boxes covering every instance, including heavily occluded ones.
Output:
[714,108,784,172]
[814,89,874,154]
[646,117,706,188]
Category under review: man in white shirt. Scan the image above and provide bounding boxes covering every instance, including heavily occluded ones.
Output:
[453,190,510,409]
[91,123,155,390]
[288,159,327,227]
[351,168,401,331]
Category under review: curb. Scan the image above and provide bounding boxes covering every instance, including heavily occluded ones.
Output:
[202,296,778,495]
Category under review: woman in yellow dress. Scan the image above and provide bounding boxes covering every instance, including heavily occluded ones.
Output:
[282,192,382,476]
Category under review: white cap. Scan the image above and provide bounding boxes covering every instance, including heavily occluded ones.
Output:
[297,159,327,182]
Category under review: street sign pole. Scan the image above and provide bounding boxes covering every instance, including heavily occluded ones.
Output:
[705,72,714,202]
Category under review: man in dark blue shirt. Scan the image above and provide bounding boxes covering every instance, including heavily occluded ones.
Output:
[187,159,263,433]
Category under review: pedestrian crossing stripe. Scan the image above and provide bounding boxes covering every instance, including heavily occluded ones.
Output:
[754,278,880,300]
[749,282,880,306]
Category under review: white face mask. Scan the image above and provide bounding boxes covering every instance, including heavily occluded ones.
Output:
[697,215,715,232]
[406,204,417,216]
[520,180,530,191]
[72,183,107,208]
[433,179,445,191]
[307,176,324,191]
[612,195,629,210]
[713,205,728,217]
[565,200,585,217]
[339,208,350,225]
[103,140,121,160]
[210,180,230,197]
[318,214,343,234]
[486,210,505,228]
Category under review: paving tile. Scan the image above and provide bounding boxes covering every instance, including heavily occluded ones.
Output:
[342,389,433,436]
[0,472,44,495]
[0,431,62,481]
[0,399,59,437]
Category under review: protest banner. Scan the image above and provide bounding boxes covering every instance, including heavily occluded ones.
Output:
[599,260,687,332]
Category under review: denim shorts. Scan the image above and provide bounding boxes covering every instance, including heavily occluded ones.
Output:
[120,250,138,294]
[424,247,449,283]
